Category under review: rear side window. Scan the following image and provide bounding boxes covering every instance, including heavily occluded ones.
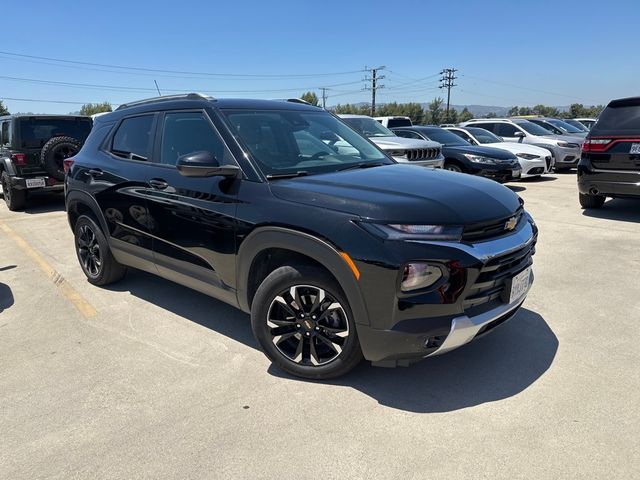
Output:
[111,115,154,161]
[592,100,640,136]
[470,123,496,133]
[17,118,92,148]
[495,123,520,137]
[1,121,9,146]
[160,111,226,166]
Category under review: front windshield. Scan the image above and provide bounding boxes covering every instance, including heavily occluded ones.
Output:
[518,121,554,136]
[341,117,395,137]
[222,109,390,177]
[467,127,502,144]
[548,119,583,134]
[421,128,470,146]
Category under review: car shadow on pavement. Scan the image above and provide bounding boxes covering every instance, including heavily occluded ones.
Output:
[507,185,526,193]
[581,199,640,224]
[23,192,66,214]
[107,270,259,350]
[0,282,14,313]
[270,308,557,413]
[520,175,558,183]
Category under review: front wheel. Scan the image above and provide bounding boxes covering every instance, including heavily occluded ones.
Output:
[579,193,606,209]
[251,265,363,379]
[444,161,463,173]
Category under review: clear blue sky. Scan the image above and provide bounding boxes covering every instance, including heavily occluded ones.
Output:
[1,0,637,114]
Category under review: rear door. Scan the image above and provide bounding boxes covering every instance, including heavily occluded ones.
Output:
[143,109,240,303]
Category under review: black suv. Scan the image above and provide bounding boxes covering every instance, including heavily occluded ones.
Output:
[65,94,537,379]
[0,114,92,210]
[578,97,640,208]
[392,125,522,182]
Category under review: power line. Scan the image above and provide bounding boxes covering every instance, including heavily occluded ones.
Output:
[0,50,365,79]
[363,66,385,116]
[0,96,120,106]
[439,68,457,120]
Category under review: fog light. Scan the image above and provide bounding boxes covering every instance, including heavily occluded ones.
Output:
[401,263,443,291]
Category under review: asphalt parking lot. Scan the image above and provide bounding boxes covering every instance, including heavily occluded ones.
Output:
[1,173,639,479]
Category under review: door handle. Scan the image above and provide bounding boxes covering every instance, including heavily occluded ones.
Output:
[88,168,103,178]
[149,178,169,190]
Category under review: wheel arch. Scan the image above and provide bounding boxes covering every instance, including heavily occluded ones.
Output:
[66,190,109,235]
[1,157,16,176]
[237,227,370,326]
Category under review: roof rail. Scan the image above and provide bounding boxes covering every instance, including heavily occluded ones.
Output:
[116,93,214,111]
[282,98,311,105]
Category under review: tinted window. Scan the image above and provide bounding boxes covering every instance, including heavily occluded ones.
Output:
[160,112,226,166]
[387,118,412,128]
[450,129,472,142]
[467,127,503,143]
[111,115,155,161]
[341,117,395,137]
[394,130,423,140]
[531,120,563,134]
[518,121,554,135]
[496,123,520,137]
[17,118,92,148]
[420,128,469,146]
[1,121,9,146]
[592,101,640,135]
[548,119,583,134]
[469,123,496,133]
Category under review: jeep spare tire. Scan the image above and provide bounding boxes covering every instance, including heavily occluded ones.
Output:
[40,136,82,181]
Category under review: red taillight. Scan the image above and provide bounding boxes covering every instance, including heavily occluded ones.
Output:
[11,153,26,165]
[63,157,75,174]
[581,139,612,153]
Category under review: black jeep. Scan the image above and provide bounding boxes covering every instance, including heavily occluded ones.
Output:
[0,114,92,210]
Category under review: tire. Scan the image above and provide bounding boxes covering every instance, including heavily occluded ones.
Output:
[40,136,82,181]
[579,193,606,209]
[74,215,126,285]
[251,265,363,379]
[444,161,463,173]
[1,171,27,211]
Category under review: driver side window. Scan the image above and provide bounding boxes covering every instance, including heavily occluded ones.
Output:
[160,111,227,166]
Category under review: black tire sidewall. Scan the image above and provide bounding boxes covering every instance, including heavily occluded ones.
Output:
[1,171,26,211]
[74,215,117,285]
[251,265,362,379]
[41,136,81,181]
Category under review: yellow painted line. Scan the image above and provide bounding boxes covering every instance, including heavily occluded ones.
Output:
[0,220,97,318]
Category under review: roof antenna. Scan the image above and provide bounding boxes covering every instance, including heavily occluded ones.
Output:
[154,80,162,96]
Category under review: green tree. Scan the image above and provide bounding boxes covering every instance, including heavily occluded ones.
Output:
[300,91,319,106]
[80,102,112,116]
[508,106,520,116]
[532,104,559,117]
[428,98,444,125]
[0,100,9,116]
[458,107,474,122]
[332,103,370,115]
[485,112,498,118]
[445,108,458,124]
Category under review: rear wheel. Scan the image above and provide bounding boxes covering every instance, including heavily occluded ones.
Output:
[1,171,27,211]
[74,215,126,285]
[579,193,606,209]
[251,265,363,379]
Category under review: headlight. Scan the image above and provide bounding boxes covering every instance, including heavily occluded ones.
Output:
[401,263,443,291]
[358,222,464,241]
[463,153,498,164]
[516,153,539,160]
[387,149,406,157]
[557,141,580,148]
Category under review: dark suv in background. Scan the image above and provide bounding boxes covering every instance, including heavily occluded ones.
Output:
[65,94,537,379]
[578,97,640,208]
[0,114,92,210]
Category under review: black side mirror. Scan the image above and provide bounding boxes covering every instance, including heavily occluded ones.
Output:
[176,151,240,178]
[514,131,525,138]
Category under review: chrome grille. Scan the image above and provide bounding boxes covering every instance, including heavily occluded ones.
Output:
[462,208,524,242]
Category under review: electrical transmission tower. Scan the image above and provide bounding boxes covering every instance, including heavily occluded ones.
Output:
[364,66,385,116]
[439,68,458,120]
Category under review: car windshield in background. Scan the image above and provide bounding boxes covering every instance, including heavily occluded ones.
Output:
[341,117,395,137]
[222,110,390,177]
[548,119,583,134]
[564,119,589,132]
[18,118,92,148]
[518,121,554,136]
[422,128,470,146]
[467,127,502,144]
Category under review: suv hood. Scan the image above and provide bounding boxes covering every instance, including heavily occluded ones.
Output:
[269,164,521,224]
[368,136,441,150]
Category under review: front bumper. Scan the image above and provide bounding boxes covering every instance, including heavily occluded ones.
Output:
[356,219,536,366]
[471,165,521,182]
[518,157,549,178]
[553,146,581,168]
[577,163,640,198]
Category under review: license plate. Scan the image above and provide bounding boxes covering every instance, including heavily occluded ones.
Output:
[630,143,640,154]
[25,178,46,188]
[509,267,531,303]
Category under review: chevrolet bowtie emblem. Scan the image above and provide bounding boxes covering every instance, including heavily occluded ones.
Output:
[505,216,518,231]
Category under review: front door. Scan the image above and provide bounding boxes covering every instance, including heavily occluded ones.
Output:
[144,110,240,304]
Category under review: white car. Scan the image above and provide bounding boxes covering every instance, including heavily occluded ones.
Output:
[339,114,444,168]
[446,126,552,178]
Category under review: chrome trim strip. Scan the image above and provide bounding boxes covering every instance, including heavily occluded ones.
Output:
[427,274,532,357]
[591,168,640,175]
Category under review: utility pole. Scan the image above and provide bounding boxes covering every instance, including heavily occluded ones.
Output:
[320,87,328,109]
[364,66,385,116]
[439,68,458,120]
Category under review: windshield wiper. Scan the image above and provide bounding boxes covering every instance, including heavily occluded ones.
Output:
[339,162,385,172]
[266,171,309,180]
